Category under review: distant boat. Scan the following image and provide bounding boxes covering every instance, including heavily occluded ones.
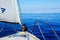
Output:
[0,0,40,40]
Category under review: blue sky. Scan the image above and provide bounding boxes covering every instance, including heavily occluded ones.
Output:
[19,0,60,13]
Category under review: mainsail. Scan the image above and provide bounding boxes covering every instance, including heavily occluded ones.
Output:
[0,0,21,24]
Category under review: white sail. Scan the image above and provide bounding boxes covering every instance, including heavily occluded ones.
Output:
[0,0,21,24]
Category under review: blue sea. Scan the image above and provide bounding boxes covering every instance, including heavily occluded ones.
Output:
[0,13,60,40]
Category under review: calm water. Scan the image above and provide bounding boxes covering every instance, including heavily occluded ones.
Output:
[0,13,60,40]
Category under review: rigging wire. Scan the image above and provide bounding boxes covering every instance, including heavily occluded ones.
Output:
[0,23,5,33]
[30,20,46,40]
[0,23,18,34]
[30,20,37,34]
[31,20,60,40]
[39,21,60,40]
[17,0,24,26]
[48,24,60,40]
[36,21,46,40]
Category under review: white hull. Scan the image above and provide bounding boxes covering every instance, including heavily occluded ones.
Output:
[0,32,40,40]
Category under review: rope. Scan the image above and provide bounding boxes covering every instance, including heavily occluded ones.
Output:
[0,23,5,33]
[17,0,24,26]
[30,20,37,34]
[48,24,60,40]
[30,20,45,40]
[38,21,60,40]
[36,21,46,40]
[0,23,18,33]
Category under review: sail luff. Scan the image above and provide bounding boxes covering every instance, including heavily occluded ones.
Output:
[13,0,21,24]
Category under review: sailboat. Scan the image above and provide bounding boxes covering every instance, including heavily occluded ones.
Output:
[0,0,40,40]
